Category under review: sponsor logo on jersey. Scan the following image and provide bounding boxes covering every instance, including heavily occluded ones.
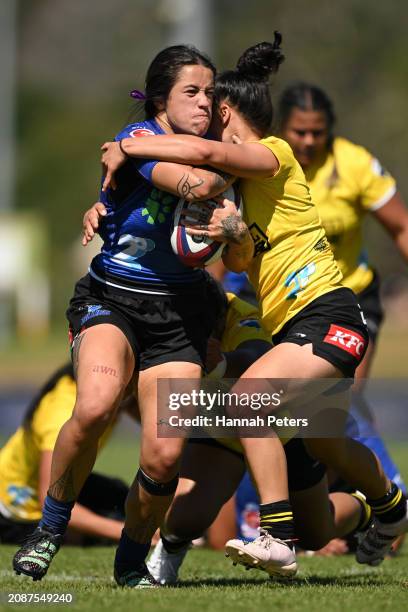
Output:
[323,324,366,358]
[7,485,36,507]
[313,237,329,252]
[238,319,261,329]
[142,188,174,224]
[129,128,155,138]
[248,223,271,257]
[240,503,260,540]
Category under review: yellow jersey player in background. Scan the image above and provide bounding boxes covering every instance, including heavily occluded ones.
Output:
[99,35,407,579]
[0,364,128,544]
[277,81,408,383]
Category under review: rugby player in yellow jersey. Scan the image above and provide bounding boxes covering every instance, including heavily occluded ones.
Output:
[99,35,408,576]
[146,280,372,584]
[277,81,408,386]
[277,82,408,555]
[0,364,128,545]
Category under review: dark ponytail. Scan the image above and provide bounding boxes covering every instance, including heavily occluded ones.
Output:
[236,34,284,80]
[215,32,285,136]
[277,82,336,135]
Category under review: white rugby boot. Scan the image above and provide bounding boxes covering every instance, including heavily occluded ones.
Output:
[356,503,408,566]
[225,529,297,578]
[147,538,190,585]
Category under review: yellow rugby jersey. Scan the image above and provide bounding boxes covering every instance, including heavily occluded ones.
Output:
[0,373,113,522]
[304,137,396,294]
[240,136,343,336]
[221,292,271,352]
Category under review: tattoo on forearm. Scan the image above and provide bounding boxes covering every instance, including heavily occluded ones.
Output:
[48,467,76,502]
[177,173,204,200]
[72,332,86,379]
[221,215,248,244]
[92,365,118,378]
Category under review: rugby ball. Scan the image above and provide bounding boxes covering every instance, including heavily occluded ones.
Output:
[171,184,242,267]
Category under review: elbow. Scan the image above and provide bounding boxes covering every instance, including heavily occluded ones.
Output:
[222,252,251,274]
[226,261,249,274]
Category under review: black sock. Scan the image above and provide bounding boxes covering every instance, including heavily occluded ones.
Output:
[259,500,295,542]
[115,531,150,569]
[367,482,406,524]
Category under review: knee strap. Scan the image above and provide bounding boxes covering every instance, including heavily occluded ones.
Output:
[137,468,179,496]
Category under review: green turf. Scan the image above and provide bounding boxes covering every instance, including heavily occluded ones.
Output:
[2,434,407,611]
[1,545,407,612]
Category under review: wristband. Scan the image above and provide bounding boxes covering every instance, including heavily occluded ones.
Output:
[119,139,129,157]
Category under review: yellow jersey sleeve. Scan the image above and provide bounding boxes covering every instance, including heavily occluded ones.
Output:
[351,143,396,211]
[221,293,271,352]
[305,137,396,293]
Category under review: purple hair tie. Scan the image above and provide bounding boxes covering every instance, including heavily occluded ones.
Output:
[130,89,146,100]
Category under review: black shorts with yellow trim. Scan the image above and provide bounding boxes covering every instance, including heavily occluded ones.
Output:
[187,436,326,492]
[272,288,369,378]
[67,273,217,371]
[356,271,384,342]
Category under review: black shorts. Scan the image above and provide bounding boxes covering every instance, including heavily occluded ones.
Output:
[272,288,369,378]
[67,274,217,371]
[187,436,326,492]
[356,272,384,342]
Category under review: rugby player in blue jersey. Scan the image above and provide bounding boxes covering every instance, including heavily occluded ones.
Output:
[12,45,253,588]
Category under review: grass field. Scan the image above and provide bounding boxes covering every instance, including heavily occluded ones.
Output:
[1,439,406,611]
[1,544,407,611]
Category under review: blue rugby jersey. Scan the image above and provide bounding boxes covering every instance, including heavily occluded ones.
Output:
[90,118,203,294]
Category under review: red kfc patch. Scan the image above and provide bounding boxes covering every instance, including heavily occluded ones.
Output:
[323,324,366,359]
[129,128,155,138]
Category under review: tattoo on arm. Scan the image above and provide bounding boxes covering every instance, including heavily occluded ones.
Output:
[48,467,76,502]
[177,173,204,200]
[221,215,248,244]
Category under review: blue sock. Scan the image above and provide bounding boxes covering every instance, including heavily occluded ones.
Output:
[39,495,74,534]
[115,531,150,569]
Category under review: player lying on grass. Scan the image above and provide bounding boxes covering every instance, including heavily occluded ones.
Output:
[0,364,129,545]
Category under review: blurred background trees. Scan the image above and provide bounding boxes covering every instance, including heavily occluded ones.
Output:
[4,0,408,329]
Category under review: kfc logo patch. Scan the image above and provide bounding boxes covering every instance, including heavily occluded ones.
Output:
[129,128,155,138]
[323,324,366,359]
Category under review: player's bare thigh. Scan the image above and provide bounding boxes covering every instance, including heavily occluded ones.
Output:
[138,361,202,480]
[72,324,135,425]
